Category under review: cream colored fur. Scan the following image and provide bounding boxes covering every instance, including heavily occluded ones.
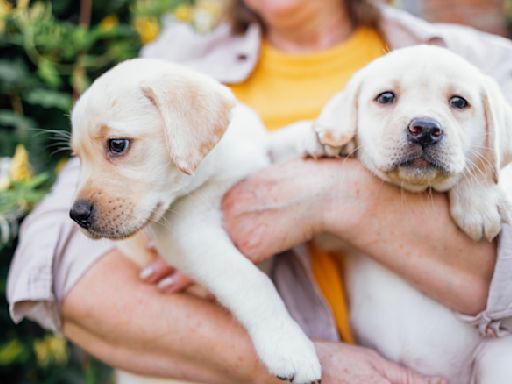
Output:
[272,45,512,384]
[71,59,321,384]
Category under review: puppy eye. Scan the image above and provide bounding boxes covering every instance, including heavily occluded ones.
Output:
[375,91,396,105]
[107,138,130,157]
[449,95,470,110]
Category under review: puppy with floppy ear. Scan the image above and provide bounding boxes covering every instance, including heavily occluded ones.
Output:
[270,46,512,383]
[70,59,322,384]
[302,46,512,241]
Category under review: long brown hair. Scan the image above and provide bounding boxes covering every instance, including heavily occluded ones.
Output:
[228,0,381,35]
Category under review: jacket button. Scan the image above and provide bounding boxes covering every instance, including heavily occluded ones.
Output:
[236,53,248,61]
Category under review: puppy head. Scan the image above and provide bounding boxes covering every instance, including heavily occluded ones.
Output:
[316,45,512,192]
[70,59,235,239]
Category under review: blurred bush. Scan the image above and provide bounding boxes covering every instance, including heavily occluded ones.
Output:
[0,0,209,382]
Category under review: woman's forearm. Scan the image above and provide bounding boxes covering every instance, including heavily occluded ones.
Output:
[61,250,278,384]
[223,159,496,316]
[321,160,496,315]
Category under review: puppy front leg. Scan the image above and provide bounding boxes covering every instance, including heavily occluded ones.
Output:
[268,120,358,163]
[152,189,321,384]
[449,177,512,241]
[267,121,324,162]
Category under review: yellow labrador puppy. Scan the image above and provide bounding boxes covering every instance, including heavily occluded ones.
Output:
[272,45,512,384]
[69,59,321,384]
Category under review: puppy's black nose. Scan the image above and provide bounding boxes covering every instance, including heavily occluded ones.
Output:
[407,117,444,147]
[70,200,94,229]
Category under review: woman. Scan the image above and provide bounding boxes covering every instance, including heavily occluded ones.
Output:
[8,0,512,383]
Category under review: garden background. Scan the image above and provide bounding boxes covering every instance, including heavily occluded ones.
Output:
[0,1,511,383]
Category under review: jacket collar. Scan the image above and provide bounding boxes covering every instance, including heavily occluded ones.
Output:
[141,6,446,84]
[378,5,447,49]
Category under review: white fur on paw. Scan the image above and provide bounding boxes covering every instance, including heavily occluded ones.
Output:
[450,184,512,241]
[298,125,325,159]
[322,141,357,158]
[251,321,322,384]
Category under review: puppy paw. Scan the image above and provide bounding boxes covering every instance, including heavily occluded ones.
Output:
[450,183,512,241]
[321,141,357,158]
[251,321,322,384]
[267,121,324,162]
[314,124,357,158]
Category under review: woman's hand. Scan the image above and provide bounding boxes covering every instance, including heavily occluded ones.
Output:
[139,244,193,293]
[222,158,365,262]
[316,342,445,384]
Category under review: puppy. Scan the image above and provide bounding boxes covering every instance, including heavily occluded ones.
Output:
[69,59,321,384]
[273,45,512,383]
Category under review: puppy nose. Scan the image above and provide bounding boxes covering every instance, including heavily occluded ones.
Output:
[407,117,444,147]
[70,200,94,229]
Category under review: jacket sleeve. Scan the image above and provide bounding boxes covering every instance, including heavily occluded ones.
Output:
[6,158,114,331]
[458,224,512,337]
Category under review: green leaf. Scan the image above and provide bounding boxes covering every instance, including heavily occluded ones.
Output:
[23,89,72,110]
[0,60,31,89]
[23,172,50,189]
[37,57,61,88]
[0,110,34,130]
[0,339,26,365]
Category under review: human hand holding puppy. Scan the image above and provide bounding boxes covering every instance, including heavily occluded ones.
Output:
[144,156,494,316]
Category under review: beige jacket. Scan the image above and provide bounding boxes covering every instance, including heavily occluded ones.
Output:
[7,5,512,349]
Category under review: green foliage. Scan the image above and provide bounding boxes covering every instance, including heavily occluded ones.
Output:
[0,0,192,382]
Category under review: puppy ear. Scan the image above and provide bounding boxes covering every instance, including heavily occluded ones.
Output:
[482,76,512,183]
[142,73,236,175]
[314,74,362,148]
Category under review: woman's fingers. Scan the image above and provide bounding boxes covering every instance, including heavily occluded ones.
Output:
[370,353,447,384]
[139,257,175,284]
[139,257,194,293]
[157,272,194,294]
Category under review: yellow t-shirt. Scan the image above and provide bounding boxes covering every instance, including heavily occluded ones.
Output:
[230,28,388,130]
[229,28,388,342]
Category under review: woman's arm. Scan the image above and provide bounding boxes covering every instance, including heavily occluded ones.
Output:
[222,158,496,316]
[61,250,273,384]
[61,250,436,384]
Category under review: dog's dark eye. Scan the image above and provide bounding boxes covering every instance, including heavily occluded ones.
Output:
[375,91,396,105]
[449,95,470,110]
[107,138,130,156]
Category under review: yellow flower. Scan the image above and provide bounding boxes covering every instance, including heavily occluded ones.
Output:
[193,0,225,32]
[134,16,159,44]
[100,15,118,30]
[10,144,32,182]
[16,0,28,11]
[173,3,193,23]
[0,339,24,365]
[33,335,68,367]
[0,0,12,17]
[0,0,12,32]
